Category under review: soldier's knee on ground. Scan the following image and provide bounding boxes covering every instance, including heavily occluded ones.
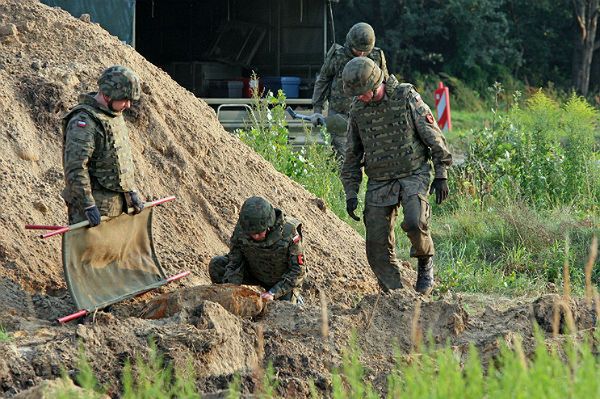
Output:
[208,255,229,283]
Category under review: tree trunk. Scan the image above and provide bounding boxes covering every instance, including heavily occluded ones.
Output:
[572,0,600,95]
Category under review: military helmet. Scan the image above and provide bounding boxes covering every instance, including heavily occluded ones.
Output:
[97,65,141,101]
[346,22,376,53]
[342,57,384,96]
[239,196,276,234]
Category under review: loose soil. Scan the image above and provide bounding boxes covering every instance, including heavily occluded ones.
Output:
[0,1,596,397]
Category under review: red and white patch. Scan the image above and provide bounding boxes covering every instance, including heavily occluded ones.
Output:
[426,114,435,124]
[297,254,304,265]
[77,120,87,127]
[292,234,301,244]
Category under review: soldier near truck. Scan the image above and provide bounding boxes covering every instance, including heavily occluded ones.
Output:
[340,57,453,295]
[311,22,390,161]
[61,65,145,226]
[209,196,306,304]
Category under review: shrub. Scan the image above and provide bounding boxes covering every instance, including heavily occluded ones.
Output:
[457,89,599,212]
[237,87,363,231]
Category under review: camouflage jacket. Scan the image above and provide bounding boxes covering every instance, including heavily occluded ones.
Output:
[222,209,306,299]
[62,93,136,208]
[341,79,453,201]
[312,43,389,114]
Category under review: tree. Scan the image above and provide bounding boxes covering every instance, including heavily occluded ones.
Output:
[505,0,573,88]
[572,0,600,95]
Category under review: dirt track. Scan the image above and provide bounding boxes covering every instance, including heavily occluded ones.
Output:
[0,1,596,397]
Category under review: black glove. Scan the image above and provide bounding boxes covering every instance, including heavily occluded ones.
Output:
[128,191,145,214]
[429,178,449,204]
[310,113,325,127]
[84,205,101,227]
[346,198,360,221]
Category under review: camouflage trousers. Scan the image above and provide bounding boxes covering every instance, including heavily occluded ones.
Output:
[209,255,301,303]
[331,134,347,163]
[66,181,127,224]
[363,172,434,290]
[328,110,348,163]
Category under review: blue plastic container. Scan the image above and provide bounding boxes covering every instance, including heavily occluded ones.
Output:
[281,76,301,98]
[262,76,301,98]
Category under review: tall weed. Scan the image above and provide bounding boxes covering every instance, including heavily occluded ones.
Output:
[458,90,599,212]
[237,87,363,231]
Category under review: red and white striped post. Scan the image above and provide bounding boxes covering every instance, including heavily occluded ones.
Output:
[434,82,452,132]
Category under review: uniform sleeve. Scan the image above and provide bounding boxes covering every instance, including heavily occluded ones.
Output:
[63,111,98,208]
[340,115,364,199]
[408,89,453,178]
[378,50,390,81]
[311,45,338,113]
[269,228,306,299]
[222,230,246,284]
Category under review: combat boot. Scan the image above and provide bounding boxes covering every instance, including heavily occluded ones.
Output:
[415,257,434,294]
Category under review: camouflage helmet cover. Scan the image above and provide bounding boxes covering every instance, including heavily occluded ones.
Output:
[342,57,384,96]
[98,65,141,101]
[239,196,276,234]
[346,22,376,53]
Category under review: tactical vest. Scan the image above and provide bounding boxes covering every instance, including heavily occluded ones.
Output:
[238,217,302,286]
[352,83,429,181]
[330,45,387,114]
[63,104,136,192]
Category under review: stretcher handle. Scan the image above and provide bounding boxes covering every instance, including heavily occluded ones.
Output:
[41,196,176,239]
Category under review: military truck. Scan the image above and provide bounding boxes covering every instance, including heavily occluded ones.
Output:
[44,0,339,145]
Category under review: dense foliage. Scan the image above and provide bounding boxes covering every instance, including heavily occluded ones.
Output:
[333,0,580,92]
[457,90,599,211]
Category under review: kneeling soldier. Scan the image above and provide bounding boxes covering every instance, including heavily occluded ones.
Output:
[209,196,306,304]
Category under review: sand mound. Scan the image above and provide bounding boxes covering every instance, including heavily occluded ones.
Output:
[0,0,395,319]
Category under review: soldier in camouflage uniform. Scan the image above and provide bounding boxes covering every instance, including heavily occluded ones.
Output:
[209,196,306,304]
[340,57,452,295]
[311,22,389,161]
[62,65,145,226]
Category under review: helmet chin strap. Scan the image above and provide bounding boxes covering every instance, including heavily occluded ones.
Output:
[101,93,118,112]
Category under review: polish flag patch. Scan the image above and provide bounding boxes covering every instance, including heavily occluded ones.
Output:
[293,234,301,244]
[77,121,87,127]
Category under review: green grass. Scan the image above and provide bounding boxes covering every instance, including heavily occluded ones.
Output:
[0,325,10,342]
[56,328,600,398]
[329,329,600,399]
[446,109,493,136]
[429,198,598,295]
[57,341,201,399]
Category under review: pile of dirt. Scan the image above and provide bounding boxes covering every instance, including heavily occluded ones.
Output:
[0,0,388,319]
[0,1,596,397]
